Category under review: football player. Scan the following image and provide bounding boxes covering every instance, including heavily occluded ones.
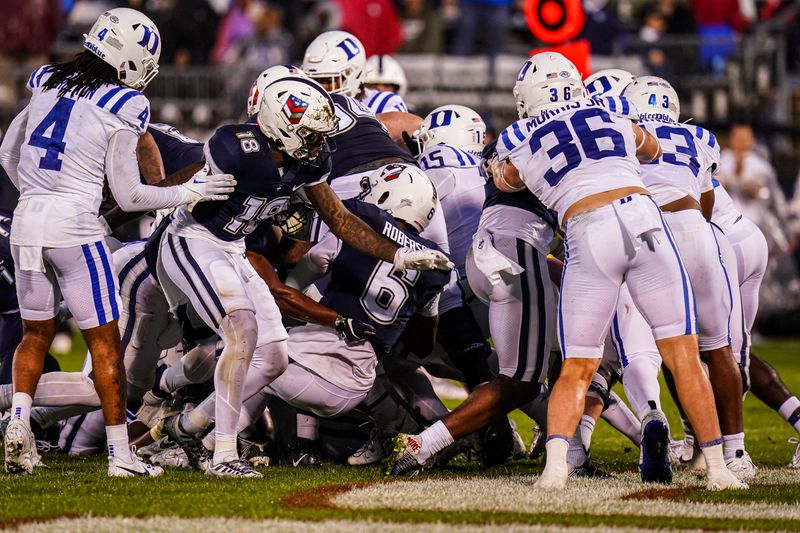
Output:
[487,52,742,490]
[0,7,235,477]
[364,54,409,113]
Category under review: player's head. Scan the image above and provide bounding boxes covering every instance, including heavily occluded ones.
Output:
[513,52,585,119]
[302,30,366,97]
[257,77,339,161]
[584,69,635,97]
[273,191,316,241]
[247,64,308,117]
[622,76,680,122]
[417,105,486,157]
[82,8,161,90]
[360,164,438,232]
[364,55,408,97]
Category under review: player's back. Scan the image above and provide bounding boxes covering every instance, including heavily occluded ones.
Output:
[362,88,408,114]
[147,123,204,177]
[328,93,415,179]
[321,199,450,356]
[418,144,484,274]
[14,66,150,246]
[498,96,641,226]
[480,180,558,252]
[637,120,714,206]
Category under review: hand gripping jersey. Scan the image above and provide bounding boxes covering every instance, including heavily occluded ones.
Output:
[328,93,415,179]
[417,144,485,278]
[362,88,408,114]
[637,120,718,207]
[169,120,329,246]
[311,199,450,357]
[497,96,642,227]
[13,66,150,247]
[147,123,204,177]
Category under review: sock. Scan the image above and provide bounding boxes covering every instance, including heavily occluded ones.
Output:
[622,356,662,420]
[566,433,587,468]
[543,435,569,473]
[202,433,215,452]
[11,392,32,427]
[181,405,212,436]
[600,391,641,446]
[417,420,454,462]
[0,384,11,410]
[699,438,726,472]
[297,413,319,441]
[106,423,133,461]
[578,414,596,451]
[213,433,238,464]
[778,397,800,433]
[722,432,745,460]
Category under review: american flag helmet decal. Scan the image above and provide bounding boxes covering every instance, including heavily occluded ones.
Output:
[282,94,309,125]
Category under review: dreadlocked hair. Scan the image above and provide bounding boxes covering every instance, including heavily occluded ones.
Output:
[42,51,121,99]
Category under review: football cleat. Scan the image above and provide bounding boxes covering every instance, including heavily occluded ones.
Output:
[570,456,613,479]
[108,453,164,477]
[4,419,40,474]
[281,438,323,467]
[726,449,757,481]
[149,447,190,469]
[788,438,800,468]
[535,462,569,491]
[135,437,174,459]
[238,436,272,467]
[639,410,672,484]
[162,414,208,471]
[509,419,527,460]
[706,467,748,490]
[206,458,263,478]
[386,433,425,477]
[481,418,515,467]
[347,427,386,466]
[667,439,685,467]
[529,424,545,460]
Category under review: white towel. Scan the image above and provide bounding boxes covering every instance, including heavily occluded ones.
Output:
[471,229,524,286]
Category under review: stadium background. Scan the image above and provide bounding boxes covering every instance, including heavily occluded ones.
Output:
[0,0,798,335]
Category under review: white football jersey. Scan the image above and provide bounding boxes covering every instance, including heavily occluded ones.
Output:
[418,144,485,277]
[12,66,150,248]
[497,96,642,226]
[361,88,407,114]
[638,120,716,206]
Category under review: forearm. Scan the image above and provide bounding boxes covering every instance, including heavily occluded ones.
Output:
[306,182,398,263]
[700,190,715,221]
[0,106,29,189]
[377,112,423,146]
[136,132,166,184]
[156,161,206,187]
[106,130,192,212]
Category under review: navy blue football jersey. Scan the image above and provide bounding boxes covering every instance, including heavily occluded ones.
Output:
[0,210,17,314]
[328,93,415,179]
[148,123,204,177]
[190,121,329,242]
[483,179,559,231]
[320,199,449,357]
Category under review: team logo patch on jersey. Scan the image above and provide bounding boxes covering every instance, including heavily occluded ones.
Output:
[282,95,309,125]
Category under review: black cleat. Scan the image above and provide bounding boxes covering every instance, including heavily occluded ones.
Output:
[639,410,673,484]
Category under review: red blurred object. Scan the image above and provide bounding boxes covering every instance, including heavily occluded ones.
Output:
[690,0,751,31]
[0,0,62,55]
[524,0,585,44]
[529,39,592,77]
[337,0,403,55]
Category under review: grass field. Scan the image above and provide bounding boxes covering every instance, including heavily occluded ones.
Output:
[2,338,800,532]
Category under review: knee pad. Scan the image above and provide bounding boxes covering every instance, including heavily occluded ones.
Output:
[587,371,612,409]
[183,340,221,384]
[253,340,289,383]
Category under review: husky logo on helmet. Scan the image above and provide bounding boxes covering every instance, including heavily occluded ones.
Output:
[282,95,309,125]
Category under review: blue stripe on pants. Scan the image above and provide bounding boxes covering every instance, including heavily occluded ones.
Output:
[94,241,119,320]
[81,244,106,324]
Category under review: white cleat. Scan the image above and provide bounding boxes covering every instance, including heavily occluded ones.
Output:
[108,454,165,477]
[726,449,757,481]
[667,439,685,467]
[787,438,800,468]
[706,467,748,490]
[150,447,190,469]
[206,458,263,478]
[347,428,386,466]
[535,463,569,490]
[4,419,38,474]
[509,419,527,459]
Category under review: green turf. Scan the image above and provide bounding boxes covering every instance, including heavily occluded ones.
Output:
[1,339,799,529]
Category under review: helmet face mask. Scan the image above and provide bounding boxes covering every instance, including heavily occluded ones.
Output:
[417,105,486,157]
[359,164,438,232]
[622,76,681,122]
[513,52,585,119]
[83,8,162,91]
[302,31,366,98]
[273,193,315,241]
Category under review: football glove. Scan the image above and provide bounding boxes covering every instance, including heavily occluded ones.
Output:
[182,173,237,208]
[393,247,454,272]
[335,315,376,343]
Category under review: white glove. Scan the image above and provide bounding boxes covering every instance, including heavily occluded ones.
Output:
[393,247,454,272]
[182,173,237,208]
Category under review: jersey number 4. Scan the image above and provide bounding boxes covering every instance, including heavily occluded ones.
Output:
[361,262,420,325]
[529,108,626,186]
[28,98,76,171]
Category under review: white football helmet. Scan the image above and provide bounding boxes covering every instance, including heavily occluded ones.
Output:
[360,164,438,232]
[257,77,339,161]
[513,52,585,119]
[417,105,486,157]
[622,76,680,122]
[246,64,308,117]
[83,8,161,91]
[584,69,635,97]
[365,55,408,97]
[302,31,366,97]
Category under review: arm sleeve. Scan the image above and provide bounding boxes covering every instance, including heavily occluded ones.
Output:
[106,129,192,211]
[284,231,340,291]
[417,293,440,318]
[0,105,29,190]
